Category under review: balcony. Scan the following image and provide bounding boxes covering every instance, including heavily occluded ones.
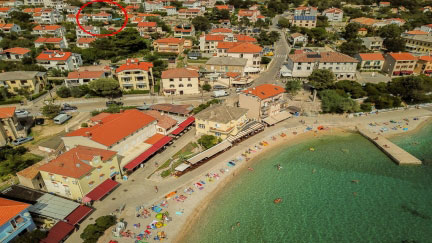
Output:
[209,126,234,133]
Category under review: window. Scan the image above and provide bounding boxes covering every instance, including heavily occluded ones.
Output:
[100,174,105,180]
[170,84,175,88]
[198,124,205,129]
[63,177,68,182]
[89,181,94,188]
[215,132,221,136]
[53,182,58,187]
[169,78,174,82]
[188,78,191,81]
[297,66,301,70]
[187,84,192,87]
[179,84,184,87]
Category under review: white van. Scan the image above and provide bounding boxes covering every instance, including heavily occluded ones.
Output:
[53,114,72,125]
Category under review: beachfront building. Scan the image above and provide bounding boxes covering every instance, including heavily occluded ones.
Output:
[0,198,36,243]
[355,53,385,71]
[36,50,82,71]
[382,52,417,77]
[360,37,384,51]
[402,35,432,54]
[286,52,358,80]
[38,146,121,201]
[0,107,23,146]
[216,42,262,73]
[205,56,248,76]
[62,110,157,156]
[153,38,185,54]
[195,105,248,139]
[414,56,432,75]
[0,71,47,94]
[115,59,154,91]
[239,84,290,124]
[161,68,200,95]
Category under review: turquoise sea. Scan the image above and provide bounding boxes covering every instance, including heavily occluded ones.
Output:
[184,124,432,243]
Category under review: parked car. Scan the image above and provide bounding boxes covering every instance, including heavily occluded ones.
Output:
[15,110,29,117]
[53,114,72,124]
[11,136,33,146]
[106,100,124,106]
[61,103,77,111]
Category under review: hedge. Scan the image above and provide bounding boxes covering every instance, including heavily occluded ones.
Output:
[31,90,47,100]
[123,90,150,95]
[0,96,23,105]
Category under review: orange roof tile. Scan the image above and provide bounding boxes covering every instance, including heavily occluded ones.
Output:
[215,5,229,10]
[34,37,63,43]
[144,133,165,145]
[235,34,257,42]
[418,56,432,62]
[67,71,104,79]
[33,25,62,31]
[358,53,385,61]
[155,38,184,44]
[405,30,428,35]
[226,72,240,78]
[162,68,199,79]
[77,37,96,44]
[0,107,15,119]
[210,28,232,33]
[116,62,153,73]
[205,35,225,41]
[227,42,262,53]
[242,84,285,100]
[351,17,376,26]
[388,52,416,61]
[38,145,117,179]
[0,198,30,226]
[36,50,72,61]
[138,22,157,27]
[65,110,156,147]
[0,24,14,29]
[143,110,177,129]
[4,47,30,55]
[217,42,240,49]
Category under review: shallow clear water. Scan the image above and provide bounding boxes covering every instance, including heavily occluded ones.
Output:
[185,125,432,243]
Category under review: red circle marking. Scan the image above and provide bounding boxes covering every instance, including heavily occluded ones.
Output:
[76,0,129,37]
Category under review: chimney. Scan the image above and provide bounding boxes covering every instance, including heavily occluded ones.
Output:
[85,132,92,137]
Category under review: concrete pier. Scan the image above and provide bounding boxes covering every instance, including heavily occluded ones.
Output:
[357,127,422,165]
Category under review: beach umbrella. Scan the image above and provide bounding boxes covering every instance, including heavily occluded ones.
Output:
[156,213,163,219]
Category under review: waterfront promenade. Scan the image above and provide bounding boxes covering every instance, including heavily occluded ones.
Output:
[357,127,422,165]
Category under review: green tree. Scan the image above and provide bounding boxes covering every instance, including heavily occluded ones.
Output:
[95,215,116,228]
[308,69,335,90]
[339,39,365,57]
[202,83,211,92]
[12,229,47,243]
[383,38,405,52]
[41,103,61,119]
[88,78,121,98]
[56,86,71,98]
[343,23,361,40]
[70,86,86,98]
[378,24,403,39]
[192,16,211,31]
[198,135,219,149]
[334,80,366,98]
[285,80,302,96]
[319,89,359,113]
[278,17,290,28]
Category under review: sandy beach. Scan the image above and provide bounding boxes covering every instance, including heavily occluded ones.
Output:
[98,107,432,243]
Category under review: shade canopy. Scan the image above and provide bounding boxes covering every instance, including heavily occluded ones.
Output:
[85,179,119,201]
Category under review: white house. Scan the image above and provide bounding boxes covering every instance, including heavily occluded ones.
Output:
[33,8,63,24]
[163,6,177,15]
[91,12,112,22]
[161,68,200,95]
[34,36,69,49]
[1,47,31,61]
[0,23,20,33]
[32,25,65,37]
[36,50,82,71]
[322,7,343,22]
[76,37,96,48]
[217,42,262,73]
[144,1,164,12]
[65,70,107,86]
[76,26,100,38]
[420,24,432,33]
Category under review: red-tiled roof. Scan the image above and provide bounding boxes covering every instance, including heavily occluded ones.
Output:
[215,5,229,10]
[38,145,117,178]
[404,30,428,35]
[4,47,30,55]
[0,7,11,12]
[242,84,285,100]
[65,110,157,147]
[350,17,376,26]
[0,107,16,119]
[162,68,199,79]
[358,53,385,61]
[388,52,416,61]
[217,42,240,49]
[418,56,432,62]
[67,71,104,79]
[116,61,153,73]
[77,37,96,44]
[35,37,63,43]
[0,24,14,29]
[41,221,75,243]
[324,7,342,13]
[227,42,262,53]
[226,72,240,78]
[235,34,257,42]
[36,50,72,61]
[210,28,232,33]
[33,25,62,31]
[205,35,225,41]
[0,198,30,225]
[138,22,157,27]
[144,133,165,145]
[238,9,255,16]
[155,38,184,44]
[178,8,200,13]
[143,110,177,129]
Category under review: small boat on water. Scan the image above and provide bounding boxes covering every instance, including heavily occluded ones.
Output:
[274,198,282,204]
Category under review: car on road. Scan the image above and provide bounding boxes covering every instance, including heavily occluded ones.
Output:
[11,136,33,146]
[106,100,124,106]
[213,85,227,90]
[15,110,29,118]
[61,103,77,111]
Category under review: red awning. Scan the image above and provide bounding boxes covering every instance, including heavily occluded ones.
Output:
[178,116,195,128]
[424,70,432,74]
[85,179,119,201]
[393,71,401,75]
[41,221,75,243]
[170,126,185,135]
[64,205,93,225]
[124,136,173,171]
[402,71,413,74]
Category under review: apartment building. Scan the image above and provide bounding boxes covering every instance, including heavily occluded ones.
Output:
[0,23,20,33]
[360,37,384,51]
[153,38,185,54]
[66,70,107,87]
[36,50,82,71]
[173,24,195,38]
[91,11,112,22]
[178,8,202,18]
[34,36,68,49]
[62,110,157,156]
[32,25,65,37]
[286,52,359,79]
[38,146,122,201]
[163,5,177,15]
[195,105,248,139]
[76,37,96,48]
[355,53,385,71]
[199,33,257,53]
[137,21,160,37]
[291,15,317,28]
[322,7,343,22]
[294,6,318,16]
[161,68,199,95]
[115,59,154,91]
[1,47,31,61]
[217,42,262,72]
[239,84,288,122]
[32,8,63,24]
[205,56,248,75]
[382,52,417,77]
[144,1,163,12]
[403,35,432,54]
[76,26,100,38]
[183,0,201,8]
[0,107,22,146]
[0,71,47,94]
[414,56,432,75]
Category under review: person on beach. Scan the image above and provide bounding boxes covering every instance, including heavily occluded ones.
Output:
[155,186,159,193]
